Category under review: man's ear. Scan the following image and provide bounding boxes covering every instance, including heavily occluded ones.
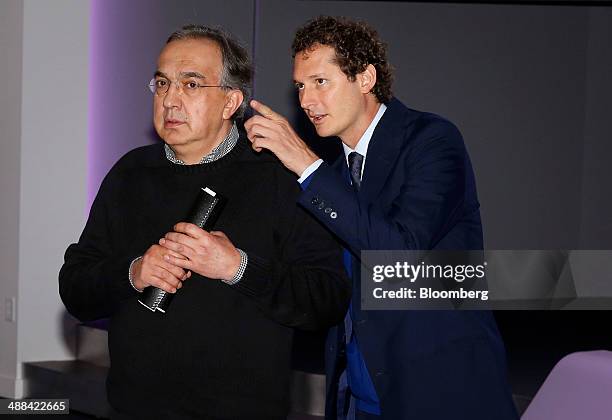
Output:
[357,64,377,95]
[222,89,244,120]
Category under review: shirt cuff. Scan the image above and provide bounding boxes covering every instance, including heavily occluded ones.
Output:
[297,159,323,184]
[223,248,248,285]
[128,256,144,292]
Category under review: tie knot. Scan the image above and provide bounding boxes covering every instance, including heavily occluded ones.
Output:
[348,152,363,190]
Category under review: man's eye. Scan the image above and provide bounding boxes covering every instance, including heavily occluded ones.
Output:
[155,79,168,87]
[316,79,327,85]
[295,83,304,90]
[184,81,199,90]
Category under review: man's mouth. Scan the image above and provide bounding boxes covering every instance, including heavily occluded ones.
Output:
[310,114,327,125]
[164,119,186,128]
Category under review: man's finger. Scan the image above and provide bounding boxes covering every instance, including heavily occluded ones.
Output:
[160,260,187,280]
[148,273,179,294]
[160,237,197,258]
[250,99,283,121]
[251,137,272,153]
[165,254,193,271]
[156,246,187,260]
[152,266,180,283]
[209,231,228,239]
[243,114,264,131]
[246,124,277,144]
[173,222,208,239]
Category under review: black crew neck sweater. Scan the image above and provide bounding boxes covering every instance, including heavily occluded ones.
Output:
[59,135,350,419]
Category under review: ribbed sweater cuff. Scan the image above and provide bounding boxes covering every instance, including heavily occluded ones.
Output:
[230,253,273,296]
[104,255,142,301]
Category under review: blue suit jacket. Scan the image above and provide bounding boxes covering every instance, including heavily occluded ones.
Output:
[298,98,518,419]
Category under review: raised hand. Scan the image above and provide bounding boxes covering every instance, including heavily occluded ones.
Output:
[244,99,319,176]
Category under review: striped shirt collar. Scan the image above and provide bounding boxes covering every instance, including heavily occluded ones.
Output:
[164,122,239,165]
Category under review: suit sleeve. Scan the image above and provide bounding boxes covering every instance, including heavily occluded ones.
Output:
[297,118,470,256]
[59,169,139,322]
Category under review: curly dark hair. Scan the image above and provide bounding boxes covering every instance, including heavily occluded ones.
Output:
[292,16,393,104]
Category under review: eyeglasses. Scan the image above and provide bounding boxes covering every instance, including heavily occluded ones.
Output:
[148,77,229,97]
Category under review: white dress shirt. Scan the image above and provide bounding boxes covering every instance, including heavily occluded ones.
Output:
[298,103,387,183]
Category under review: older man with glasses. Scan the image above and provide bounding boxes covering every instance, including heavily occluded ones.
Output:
[59,24,349,420]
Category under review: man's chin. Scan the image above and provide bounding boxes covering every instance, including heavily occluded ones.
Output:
[313,125,334,138]
[159,132,187,145]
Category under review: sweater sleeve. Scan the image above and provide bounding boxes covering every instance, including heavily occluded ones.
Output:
[59,169,140,322]
[230,171,350,332]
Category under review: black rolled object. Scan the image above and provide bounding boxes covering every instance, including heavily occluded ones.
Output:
[138,187,225,313]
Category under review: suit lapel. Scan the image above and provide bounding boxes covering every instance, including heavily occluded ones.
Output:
[328,98,421,201]
[360,99,418,200]
[330,149,350,182]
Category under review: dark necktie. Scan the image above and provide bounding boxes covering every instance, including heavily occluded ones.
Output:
[348,151,364,191]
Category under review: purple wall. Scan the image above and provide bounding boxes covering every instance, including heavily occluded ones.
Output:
[88,0,165,207]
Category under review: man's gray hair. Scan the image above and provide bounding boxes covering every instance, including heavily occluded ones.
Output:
[167,24,252,120]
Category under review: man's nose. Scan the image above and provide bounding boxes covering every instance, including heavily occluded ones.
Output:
[163,82,182,108]
[299,87,316,111]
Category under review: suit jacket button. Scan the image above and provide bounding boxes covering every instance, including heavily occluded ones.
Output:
[330,211,338,219]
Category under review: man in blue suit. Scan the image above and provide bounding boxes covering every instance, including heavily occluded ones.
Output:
[245,15,518,420]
